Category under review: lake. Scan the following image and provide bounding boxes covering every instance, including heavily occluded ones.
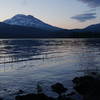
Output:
[0,38,100,100]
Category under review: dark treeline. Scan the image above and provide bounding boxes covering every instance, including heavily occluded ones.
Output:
[0,22,100,38]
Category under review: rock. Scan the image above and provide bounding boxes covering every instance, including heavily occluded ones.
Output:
[73,75,100,100]
[15,93,55,100]
[51,83,68,96]
[67,92,76,96]
[91,72,97,75]
[0,98,3,100]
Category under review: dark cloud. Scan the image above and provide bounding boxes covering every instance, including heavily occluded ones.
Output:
[78,0,100,8]
[71,13,96,22]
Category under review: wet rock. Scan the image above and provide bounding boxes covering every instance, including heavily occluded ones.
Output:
[73,75,100,100]
[91,72,97,75]
[65,97,75,100]
[67,92,76,96]
[0,98,3,100]
[51,83,68,97]
[15,93,55,100]
[57,96,75,100]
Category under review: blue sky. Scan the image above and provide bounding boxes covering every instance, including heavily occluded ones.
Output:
[0,0,100,29]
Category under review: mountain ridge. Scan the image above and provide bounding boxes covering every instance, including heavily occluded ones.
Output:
[0,14,100,38]
[3,14,62,31]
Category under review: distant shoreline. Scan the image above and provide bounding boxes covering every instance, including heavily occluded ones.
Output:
[0,37,100,39]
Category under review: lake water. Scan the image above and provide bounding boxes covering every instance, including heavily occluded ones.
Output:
[0,38,100,100]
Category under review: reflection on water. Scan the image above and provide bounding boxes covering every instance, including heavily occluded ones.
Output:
[0,39,100,100]
[0,38,100,73]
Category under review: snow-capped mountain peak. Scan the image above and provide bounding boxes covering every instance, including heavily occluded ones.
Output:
[3,14,61,31]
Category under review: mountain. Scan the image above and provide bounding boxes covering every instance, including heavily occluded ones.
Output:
[84,23,100,33]
[55,23,100,38]
[0,14,100,38]
[3,14,61,31]
[69,23,100,38]
[0,22,100,38]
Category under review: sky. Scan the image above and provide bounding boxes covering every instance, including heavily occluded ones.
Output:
[0,0,100,29]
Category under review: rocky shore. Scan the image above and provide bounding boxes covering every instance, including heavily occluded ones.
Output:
[0,73,100,100]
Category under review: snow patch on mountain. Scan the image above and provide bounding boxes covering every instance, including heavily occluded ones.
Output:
[3,14,61,31]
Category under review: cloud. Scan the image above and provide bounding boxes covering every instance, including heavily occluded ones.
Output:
[71,13,96,22]
[78,0,100,8]
[86,8,96,12]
